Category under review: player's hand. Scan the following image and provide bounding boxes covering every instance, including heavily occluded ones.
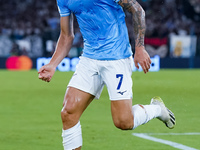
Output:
[38,64,56,82]
[134,46,151,74]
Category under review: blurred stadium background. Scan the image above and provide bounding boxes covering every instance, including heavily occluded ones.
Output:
[0,0,200,150]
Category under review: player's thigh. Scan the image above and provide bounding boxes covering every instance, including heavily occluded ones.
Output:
[111,99,133,129]
[63,87,95,115]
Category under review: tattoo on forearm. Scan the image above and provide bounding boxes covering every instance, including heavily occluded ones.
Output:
[118,0,146,47]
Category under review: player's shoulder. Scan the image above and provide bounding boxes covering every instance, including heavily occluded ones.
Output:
[57,0,65,2]
[103,0,120,2]
[57,0,66,6]
[113,0,120,3]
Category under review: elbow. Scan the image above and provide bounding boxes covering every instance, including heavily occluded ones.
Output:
[129,4,145,19]
[66,35,74,46]
[136,4,145,17]
[60,33,74,44]
[68,34,75,43]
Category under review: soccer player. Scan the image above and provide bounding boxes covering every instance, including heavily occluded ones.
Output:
[38,0,176,149]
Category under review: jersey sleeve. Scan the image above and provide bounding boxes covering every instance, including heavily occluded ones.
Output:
[113,0,120,3]
[57,0,71,17]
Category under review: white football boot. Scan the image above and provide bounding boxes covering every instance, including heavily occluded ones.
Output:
[150,96,176,129]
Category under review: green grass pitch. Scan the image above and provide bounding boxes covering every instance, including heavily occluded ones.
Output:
[0,69,200,150]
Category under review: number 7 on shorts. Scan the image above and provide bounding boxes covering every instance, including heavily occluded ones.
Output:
[116,74,123,90]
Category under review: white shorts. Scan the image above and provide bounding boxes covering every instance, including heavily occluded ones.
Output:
[68,56,133,100]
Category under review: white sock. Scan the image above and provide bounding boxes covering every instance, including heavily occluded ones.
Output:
[62,121,82,150]
[132,104,161,129]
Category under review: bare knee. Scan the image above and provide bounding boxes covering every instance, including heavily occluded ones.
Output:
[61,105,78,126]
[61,90,80,116]
[61,104,76,121]
[61,97,80,129]
[61,87,94,129]
[114,119,133,130]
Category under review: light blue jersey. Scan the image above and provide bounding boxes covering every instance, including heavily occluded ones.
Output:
[57,0,132,60]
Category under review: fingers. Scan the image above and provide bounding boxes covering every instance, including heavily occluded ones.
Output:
[38,64,55,83]
[38,73,43,79]
[138,59,151,74]
[38,65,51,82]
[142,62,150,74]
[134,59,139,69]
[38,73,52,82]
[148,57,151,64]
[38,66,45,74]
[145,60,151,72]
[141,63,148,74]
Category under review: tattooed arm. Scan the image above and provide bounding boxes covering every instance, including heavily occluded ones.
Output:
[118,0,145,47]
[118,0,151,73]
